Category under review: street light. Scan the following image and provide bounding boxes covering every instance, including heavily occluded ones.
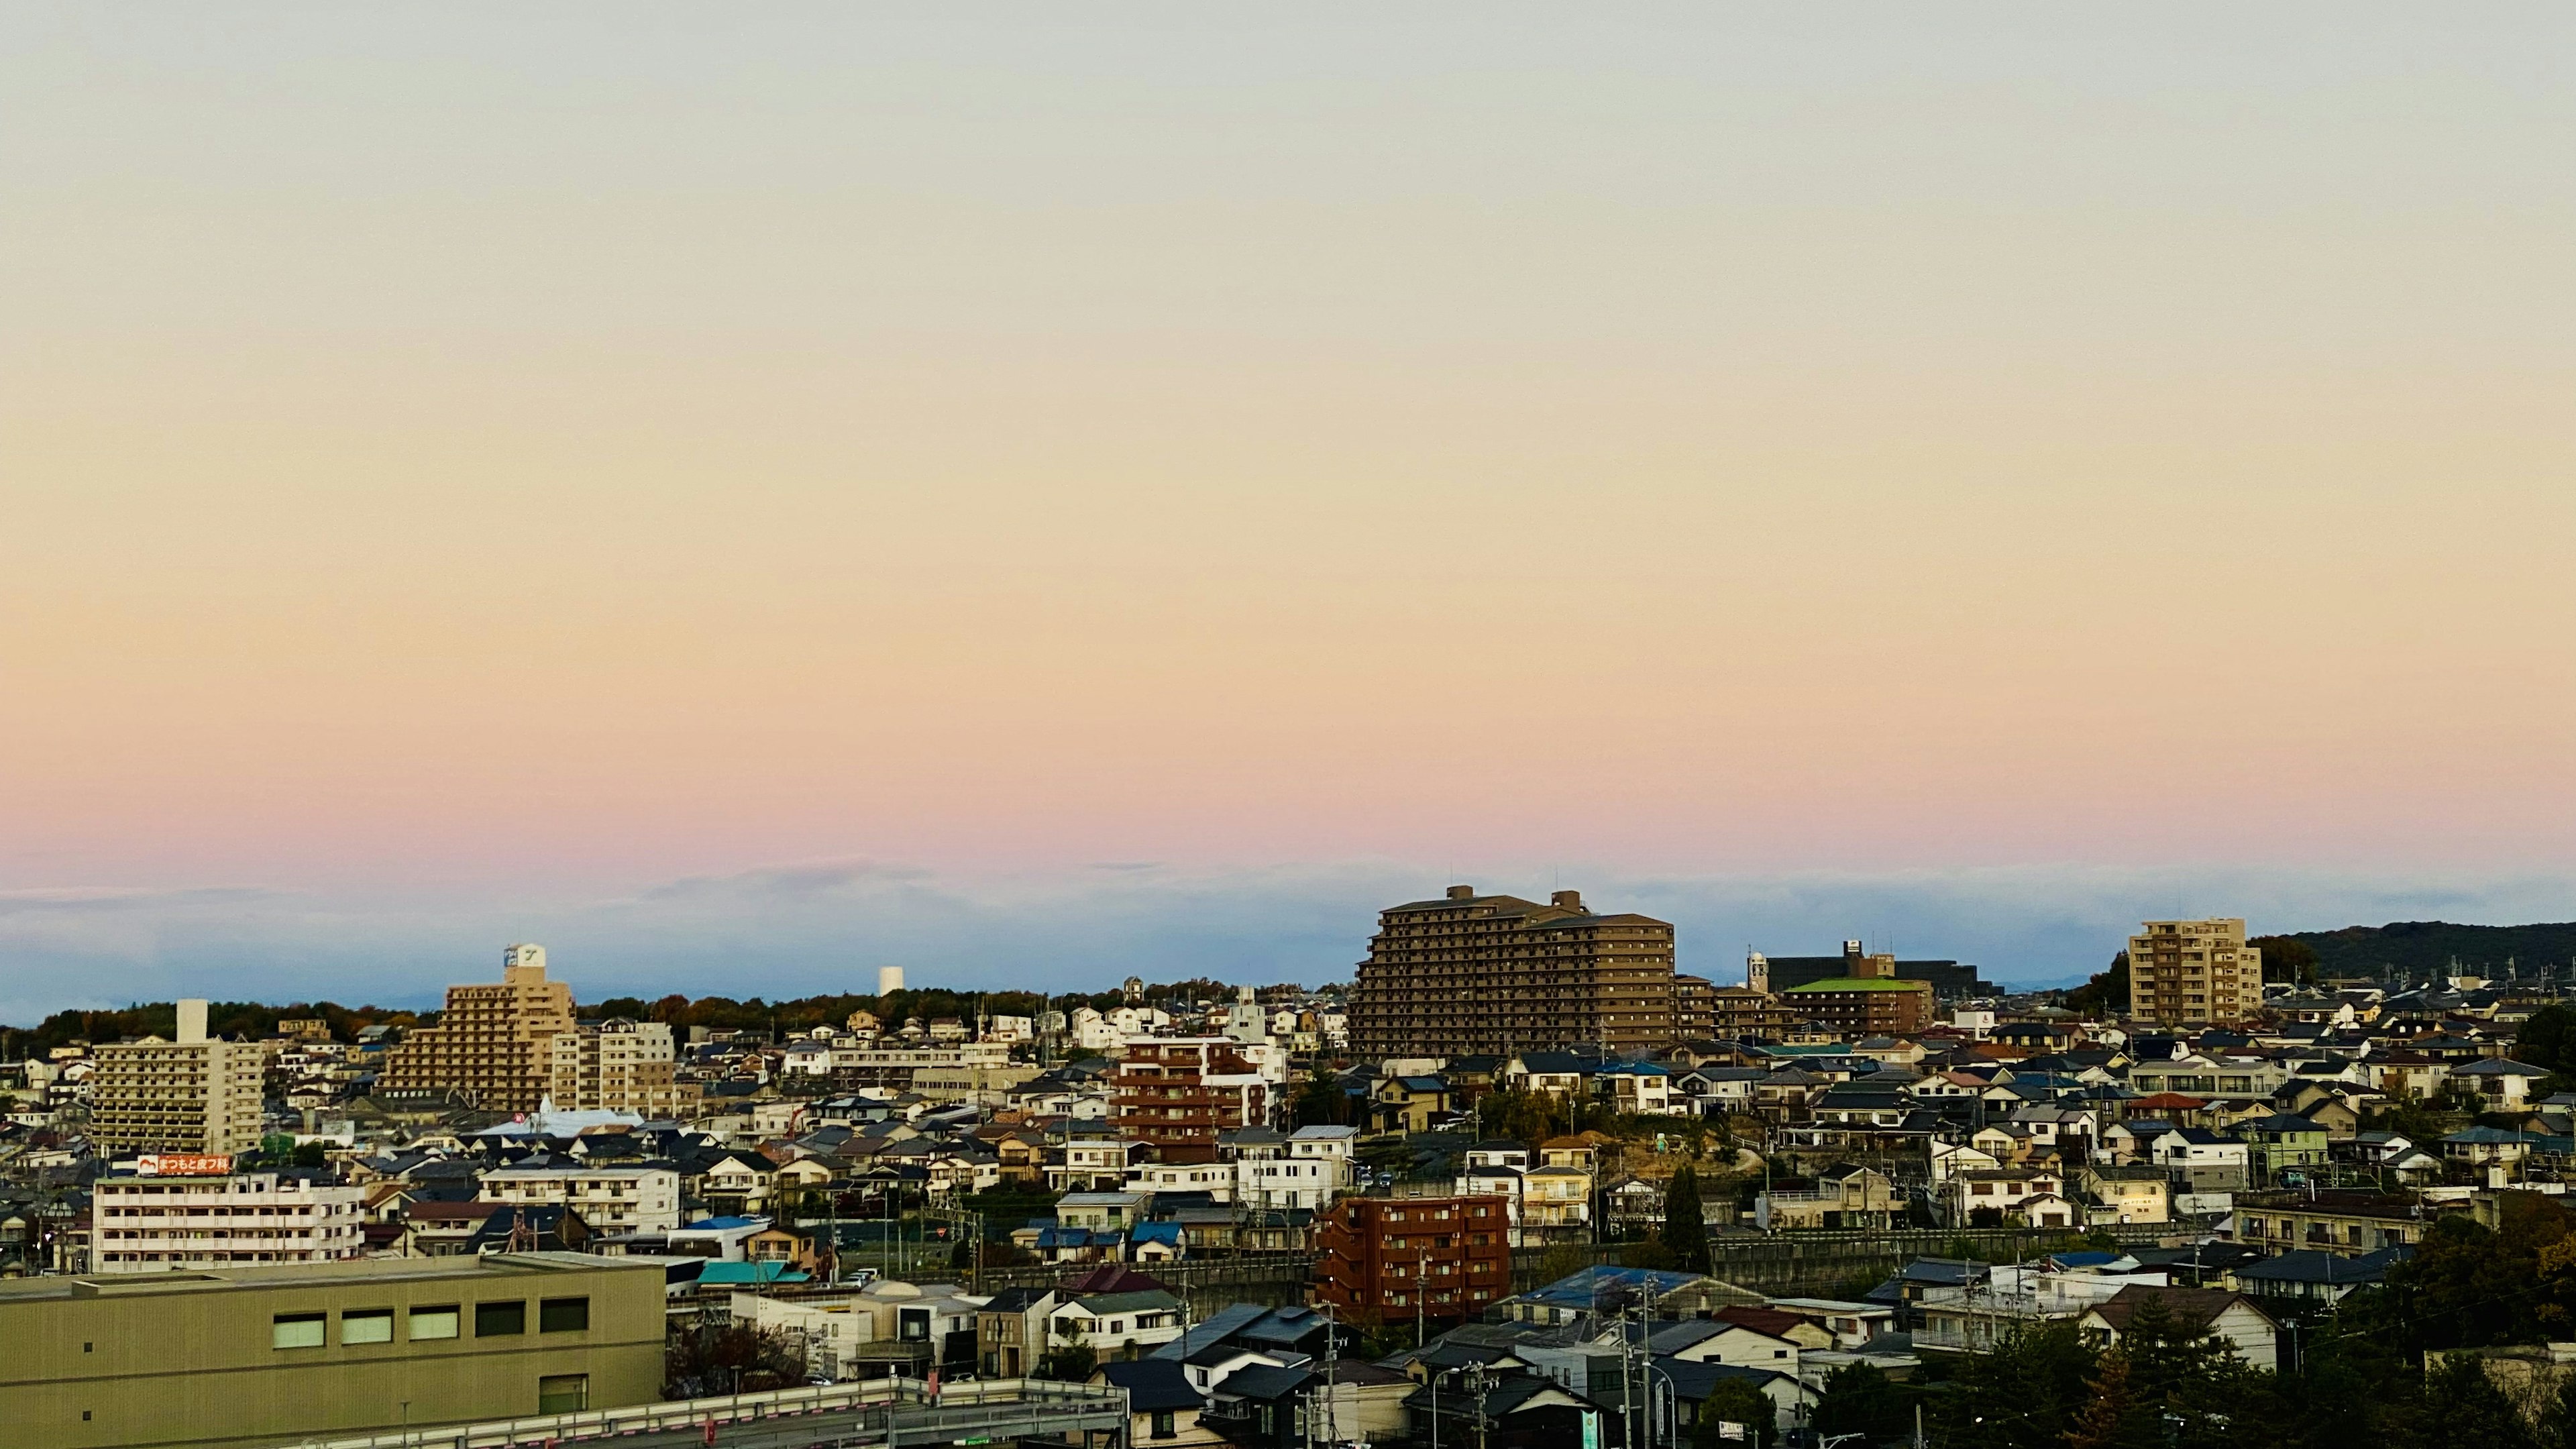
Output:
[1427,1364,1464,1449]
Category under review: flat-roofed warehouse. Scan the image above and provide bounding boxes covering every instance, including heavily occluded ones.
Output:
[1351,885,1677,1057]
[0,1252,665,1449]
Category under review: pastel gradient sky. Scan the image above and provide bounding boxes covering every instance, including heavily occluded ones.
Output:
[4,7,2573,1019]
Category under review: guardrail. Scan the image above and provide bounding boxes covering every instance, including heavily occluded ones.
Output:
[266,1376,1126,1449]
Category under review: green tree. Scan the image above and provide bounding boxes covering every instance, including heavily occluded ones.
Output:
[1293,1067,1349,1127]
[2517,1004,2576,1076]
[1537,1242,1596,1285]
[2425,1353,2537,1449]
[1619,1230,1678,1271]
[2540,1370,2576,1449]
[1929,1322,2100,1449]
[1664,1162,1710,1275]
[2064,954,2131,1019]
[2063,1348,2139,1449]
[1039,1332,1096,1383]
[2251,934,2323,987]
[663,1322,807,1398]
[1695,1377,1777,1448]
[1811,1362,1912,1442]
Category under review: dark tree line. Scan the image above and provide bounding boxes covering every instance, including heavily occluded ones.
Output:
[0,999,424,1056]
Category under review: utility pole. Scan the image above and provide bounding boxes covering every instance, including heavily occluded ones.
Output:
[1319,1299,1340,1449]
[1466,1360,1492,1449]
[1417,1248,1428,1348]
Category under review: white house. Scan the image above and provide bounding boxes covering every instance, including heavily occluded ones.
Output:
[1050,1288,1187,1357]
[2078,1286,2277,1371]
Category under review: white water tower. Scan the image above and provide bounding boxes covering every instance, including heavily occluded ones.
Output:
[877,965,906,995]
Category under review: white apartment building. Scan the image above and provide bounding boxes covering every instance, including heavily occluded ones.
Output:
[1051,1137,1143,1193]
[2128,918,2262,1027]
[86,1000,266,1157]
[91,1171,365,1272]
[793,1041,1012,1089]
[1126,1161,1236,1201]
[1237,1124,1356,1212]
[477,1163,683,1234]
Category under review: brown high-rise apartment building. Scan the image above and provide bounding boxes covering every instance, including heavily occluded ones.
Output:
[88,1000,266,1157]
[1110,1037,1271,1164]
[2128,918,2261,1027]
[380,945,578,1112]
[1350,886,1676,1058]
[1311,1195,1513,1324]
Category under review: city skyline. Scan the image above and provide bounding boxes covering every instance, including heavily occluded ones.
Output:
[7,8,2574,1022]
[7,861,2575,1027]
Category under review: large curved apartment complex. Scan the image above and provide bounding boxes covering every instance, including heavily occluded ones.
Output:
[1350,885,1677,1058]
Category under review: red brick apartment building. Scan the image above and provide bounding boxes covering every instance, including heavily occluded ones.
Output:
[1312,1195,1513,1324]
[1111,1037,1270,1164]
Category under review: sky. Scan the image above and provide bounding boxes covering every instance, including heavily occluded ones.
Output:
[3,7,2573,1022]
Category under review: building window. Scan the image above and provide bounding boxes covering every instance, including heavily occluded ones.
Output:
[539,1297,590,1333]
[272,1313,326,1350]
[341,1309,394,1344]
[476,1301,528,1337]
[409,1306,462,1340]
[537,1374,590,1414]
[1152,1409,1177,1438]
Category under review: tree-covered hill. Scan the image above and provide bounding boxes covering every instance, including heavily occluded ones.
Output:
[2280,920,2576,982]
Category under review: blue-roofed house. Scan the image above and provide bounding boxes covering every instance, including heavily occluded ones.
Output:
[1090,1359,1218,1447]
[1501,1265,1758,1325]
[2442,1125,2542,1169]
[1148,1303,1269,1364]
[1129,1220,1186,1262]
[1596,1061,1674,1115]
[2237,1245,2408,1305]
[667,1214,769,1261]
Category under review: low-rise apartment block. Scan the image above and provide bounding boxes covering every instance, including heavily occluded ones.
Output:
[478,1163,684,1236]
[91,1170,366,1273]
[1312,1195,1513,1324]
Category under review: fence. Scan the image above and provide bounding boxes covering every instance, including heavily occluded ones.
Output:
[704,1224,2176,1324]
[264,1377,1126,1449]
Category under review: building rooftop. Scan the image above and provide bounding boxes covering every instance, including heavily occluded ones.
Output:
[0,1250,650,1303]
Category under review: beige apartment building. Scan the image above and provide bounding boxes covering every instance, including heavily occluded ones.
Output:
[1351,886,1677,1057]
[2128,918,2263,1027]
[0,1252,665,1449]
[381,945,578,1112]
[547,1017,692,1116]
[86,1000,266,1157]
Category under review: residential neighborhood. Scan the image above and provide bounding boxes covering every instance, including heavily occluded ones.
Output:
[9,910,2576,1448]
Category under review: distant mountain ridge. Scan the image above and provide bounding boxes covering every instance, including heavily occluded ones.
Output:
[2284,920,2576,981]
